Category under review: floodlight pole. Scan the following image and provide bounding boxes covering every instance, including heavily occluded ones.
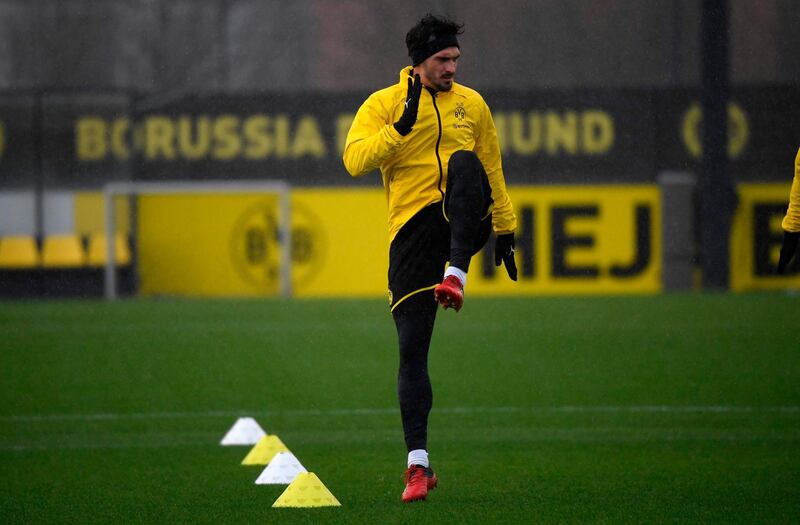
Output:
[104,183,117,300]
[699,0,736,289]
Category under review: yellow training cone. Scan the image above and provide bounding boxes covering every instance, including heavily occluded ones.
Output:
[272,472,341,508]
[241,435,289,466]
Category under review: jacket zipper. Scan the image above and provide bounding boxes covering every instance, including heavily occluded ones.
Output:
[430,90,445,200]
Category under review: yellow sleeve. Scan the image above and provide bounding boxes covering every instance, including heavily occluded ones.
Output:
[474,99,517,234]
[342,93,406,178]
[781,147,800,232]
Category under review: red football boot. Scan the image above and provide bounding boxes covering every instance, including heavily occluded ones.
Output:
[434,275,464,311]
[402,465,438,503]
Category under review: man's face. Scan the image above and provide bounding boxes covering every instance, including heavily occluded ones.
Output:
[416,46,460,92]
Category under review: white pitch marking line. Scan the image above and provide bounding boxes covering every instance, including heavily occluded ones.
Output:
[1,405,798,423]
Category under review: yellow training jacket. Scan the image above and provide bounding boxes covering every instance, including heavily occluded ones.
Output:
[781,147,800,232]
[343,67,516,242]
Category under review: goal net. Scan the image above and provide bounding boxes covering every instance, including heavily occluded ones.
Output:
[103,181,291,300]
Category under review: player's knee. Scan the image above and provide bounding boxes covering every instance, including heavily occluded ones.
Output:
[448,150,481,180]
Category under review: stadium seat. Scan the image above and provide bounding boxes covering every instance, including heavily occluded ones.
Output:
[41,234,87,268]
[87,233,131,266]
[0,236,40,268]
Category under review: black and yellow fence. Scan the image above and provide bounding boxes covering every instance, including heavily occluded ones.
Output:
[0,233,130,268]
[0,233,132,297]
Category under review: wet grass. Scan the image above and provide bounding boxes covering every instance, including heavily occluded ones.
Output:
[1,294,798,523]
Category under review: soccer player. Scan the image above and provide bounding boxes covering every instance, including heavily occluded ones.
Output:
[778,147,800,274]
[342,14,518,502]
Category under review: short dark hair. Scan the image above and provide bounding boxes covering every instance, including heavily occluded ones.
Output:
[405,14,464,66]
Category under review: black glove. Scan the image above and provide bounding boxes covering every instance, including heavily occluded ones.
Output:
[777,230,799,274]
[494,233,518,281]
[393,73,422,136]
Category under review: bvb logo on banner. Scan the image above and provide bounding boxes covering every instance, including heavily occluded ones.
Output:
[230,199,325,293]
[681,102,749,159]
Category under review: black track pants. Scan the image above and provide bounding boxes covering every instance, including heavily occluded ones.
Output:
[392,150,493,452]
[445,149,493,272]
[393,291,438,452]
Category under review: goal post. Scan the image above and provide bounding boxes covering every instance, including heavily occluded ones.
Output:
[103,180,292,300]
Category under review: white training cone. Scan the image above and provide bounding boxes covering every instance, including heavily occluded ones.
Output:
[220,417,267,445]
[255,451,308,485]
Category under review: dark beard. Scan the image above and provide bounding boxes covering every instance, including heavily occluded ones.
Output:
[435,78,453,92]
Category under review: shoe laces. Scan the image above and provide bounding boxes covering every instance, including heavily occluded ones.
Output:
[444,275,463,292]
[404,465,426,485]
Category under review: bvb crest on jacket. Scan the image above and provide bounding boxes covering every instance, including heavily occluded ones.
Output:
[454,102,466,121]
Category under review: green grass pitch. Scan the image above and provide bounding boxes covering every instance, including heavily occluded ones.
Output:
[1,293,799,524]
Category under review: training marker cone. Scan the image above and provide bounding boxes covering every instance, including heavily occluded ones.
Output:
[255,451,308,485]
[241,434,289,465]
[272,472,341,508]
[220,417,266,446]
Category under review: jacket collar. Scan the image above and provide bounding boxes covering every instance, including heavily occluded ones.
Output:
[400,66,414,86]
[398,67,413,85]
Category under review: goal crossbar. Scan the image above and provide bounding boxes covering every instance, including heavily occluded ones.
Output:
[103,180,292,300]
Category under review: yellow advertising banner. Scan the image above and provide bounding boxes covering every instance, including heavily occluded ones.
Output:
[470,185,662,295]
[69,182,800,297]
[136,189,389,297]
[137,193,283,296]
[289,188,388,298]
[730,183,800,291]
[294,185,662,297]
[135,185,661,298]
